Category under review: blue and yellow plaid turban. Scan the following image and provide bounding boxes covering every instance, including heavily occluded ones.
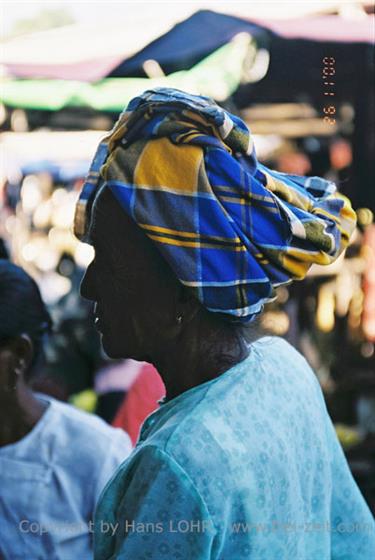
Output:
[75,88,356,322]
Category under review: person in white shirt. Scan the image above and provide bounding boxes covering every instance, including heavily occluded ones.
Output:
[0,260,132,559]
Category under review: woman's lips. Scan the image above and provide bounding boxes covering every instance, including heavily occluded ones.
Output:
[94,305,103,332]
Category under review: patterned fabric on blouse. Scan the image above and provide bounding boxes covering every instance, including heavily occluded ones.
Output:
[94,337,375,560]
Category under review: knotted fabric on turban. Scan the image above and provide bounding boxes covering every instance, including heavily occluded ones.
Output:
[75,88,356,321]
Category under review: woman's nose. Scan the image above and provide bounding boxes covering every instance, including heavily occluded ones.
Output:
[80,262,96,302]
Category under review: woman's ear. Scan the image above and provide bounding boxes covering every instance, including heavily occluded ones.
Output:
[12,335,34,374]
[176,285,201,326]
[0,335,34,392]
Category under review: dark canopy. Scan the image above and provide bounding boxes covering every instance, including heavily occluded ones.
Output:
[108,10,270,78]
[108,9,374,79]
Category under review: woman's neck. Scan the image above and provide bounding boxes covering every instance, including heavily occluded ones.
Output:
[0,384,48,447]
[153,320,250,401]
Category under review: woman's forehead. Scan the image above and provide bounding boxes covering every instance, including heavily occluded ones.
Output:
[90,188,130,242]
[90,188,162,268]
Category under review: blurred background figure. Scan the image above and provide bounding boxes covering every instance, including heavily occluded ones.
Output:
[0,260,132,559]
[112,361,165,445]
[0,238,9,259]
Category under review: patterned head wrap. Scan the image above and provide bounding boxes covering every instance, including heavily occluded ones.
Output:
[74,88,356,322]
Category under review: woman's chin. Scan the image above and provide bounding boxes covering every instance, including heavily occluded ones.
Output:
[101,333,142,361]
[101,334,123,359]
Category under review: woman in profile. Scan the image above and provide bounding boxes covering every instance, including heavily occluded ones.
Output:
[75,88,375,559]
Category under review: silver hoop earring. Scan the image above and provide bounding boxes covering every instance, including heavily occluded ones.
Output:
[176,314,183,325]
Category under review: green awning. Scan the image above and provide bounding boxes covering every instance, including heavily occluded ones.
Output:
[0,37,251,112]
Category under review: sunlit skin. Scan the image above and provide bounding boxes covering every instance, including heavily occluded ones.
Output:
[80,188,253,401]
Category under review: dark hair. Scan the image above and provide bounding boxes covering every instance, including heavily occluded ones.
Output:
[0,260,52,377]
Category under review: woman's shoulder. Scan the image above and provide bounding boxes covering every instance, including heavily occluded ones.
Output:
[251,335,318,384]
[252,334,307,359]
[36,393,132,461]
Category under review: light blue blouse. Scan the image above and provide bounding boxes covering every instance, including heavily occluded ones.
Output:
[94,337,375,559]
[0,395,132,560]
